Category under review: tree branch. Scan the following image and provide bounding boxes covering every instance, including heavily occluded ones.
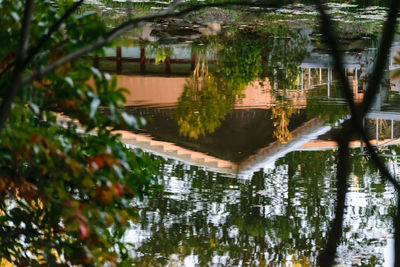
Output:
[0,0,85,79]
[0,0,35,132]
[26,0,85,66]
[318,129,350,267]
[314,0,400,190]
[361,0,400,116]
[21,0,280,86]
[314,0,400,265]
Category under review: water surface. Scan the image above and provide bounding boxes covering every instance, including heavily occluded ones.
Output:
[92,3,400,265]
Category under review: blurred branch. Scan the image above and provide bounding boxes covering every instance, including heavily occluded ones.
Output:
[0,0,85,79]
[26,0,85,67]
[0,0,280,135]
[314,0,400,190]
[314,1,400,265]
[0,0,35,132]
[21,1,280,86]
[395,197,400,266]
[361,0,400,116]
[318,129,350,267]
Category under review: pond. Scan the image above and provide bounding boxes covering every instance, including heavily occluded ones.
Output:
[90,2,400,266]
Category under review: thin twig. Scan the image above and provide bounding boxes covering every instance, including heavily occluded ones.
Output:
[26,0,85,67]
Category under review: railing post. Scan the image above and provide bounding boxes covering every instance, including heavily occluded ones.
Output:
[165,55,171,74]
[191,52,196,71]
[116,46,122,74]
[140,46,146,73]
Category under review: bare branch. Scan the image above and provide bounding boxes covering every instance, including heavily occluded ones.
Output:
[314,0,400,190]
[314,0,355,113]
[318,129,350,267]
[314,0,400,264]
[361,0,400,116]
[0,0,35,132]
[362,132,400,191]
[21,0,280,86]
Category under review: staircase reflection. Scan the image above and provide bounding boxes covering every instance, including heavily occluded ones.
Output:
[91,43,400,178]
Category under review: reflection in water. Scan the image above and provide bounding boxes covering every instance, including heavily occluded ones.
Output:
[174,26,310,140]
[271,98,297,143]
[126,148,396,266]
[91,9,400,264]
[175,57,239,139]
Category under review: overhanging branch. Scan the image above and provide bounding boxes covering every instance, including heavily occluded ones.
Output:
[21,0,280,86]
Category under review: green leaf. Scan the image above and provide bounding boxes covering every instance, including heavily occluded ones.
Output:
[90,98,101,118]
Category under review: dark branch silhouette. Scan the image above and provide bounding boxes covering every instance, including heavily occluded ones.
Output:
[21,1,281,86]
[314,0,400,266]
[361,0,400,116]
[318,128,350,266]
[1,1,400,264]
[314,1,400,191]
[0,0,280,134]
[0,0,35,132]
[0,0,85,79]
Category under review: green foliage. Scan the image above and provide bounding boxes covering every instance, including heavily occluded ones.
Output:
[175,60,239,139]
[0,0,157,266]
[216,30,263,87]
[258,27,309,90]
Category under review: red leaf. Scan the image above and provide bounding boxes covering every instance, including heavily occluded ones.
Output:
[94,156,104,168]
[29,134,41,143]
[78,224,89,240]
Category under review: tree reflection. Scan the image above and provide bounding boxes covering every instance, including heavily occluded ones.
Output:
[175,57,239,139]
[129,148,394,266]
[175,26,310,141]
[271,98,297,143]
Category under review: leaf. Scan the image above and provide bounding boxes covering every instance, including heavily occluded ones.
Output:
[89,98,100,118]
[90,67,102,79]
[65,77,74,87]
[392,69,400,79]
[121,112,138,128]
[10,12,20,22]
[28,102,40,114]
[78,224,89,240]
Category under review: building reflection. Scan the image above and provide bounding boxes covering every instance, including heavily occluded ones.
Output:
[91,39,400,177]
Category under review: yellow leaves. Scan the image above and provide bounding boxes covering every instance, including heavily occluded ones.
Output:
[271,99,296,143]
[16,179,38,202]
[0,177,11,195]
[0,259,13,267]
[392,52,400,79]
[210,238,217,248]
[0,177,38,203]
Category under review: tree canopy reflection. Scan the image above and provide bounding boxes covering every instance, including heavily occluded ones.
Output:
[175,58,240,139]
[175,26,310,141]
[129,148,395,266]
